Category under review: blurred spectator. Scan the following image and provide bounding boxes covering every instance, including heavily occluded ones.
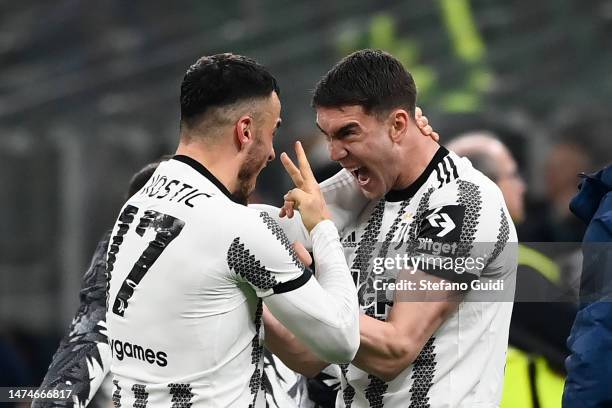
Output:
[521,140,589,242]
[446,131,526,222]
[448,132,576,408]
[521,120,600,243]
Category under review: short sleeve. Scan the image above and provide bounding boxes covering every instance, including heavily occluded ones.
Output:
[226,211,312,297]
[410,181,512,283]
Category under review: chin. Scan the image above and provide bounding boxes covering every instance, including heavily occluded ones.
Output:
[360,186,385,200]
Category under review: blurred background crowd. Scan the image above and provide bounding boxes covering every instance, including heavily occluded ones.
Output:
[1,0,611,404]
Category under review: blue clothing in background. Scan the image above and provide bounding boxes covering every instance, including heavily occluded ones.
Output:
[563,164,612,408]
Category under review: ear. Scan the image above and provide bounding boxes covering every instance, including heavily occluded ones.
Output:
[235,115,254,151]
[388,109,410,142]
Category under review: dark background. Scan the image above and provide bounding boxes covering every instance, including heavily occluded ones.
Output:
[0,0,610,385]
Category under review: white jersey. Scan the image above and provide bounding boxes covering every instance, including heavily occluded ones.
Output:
[106,155,358,408]
[261,146,517,408]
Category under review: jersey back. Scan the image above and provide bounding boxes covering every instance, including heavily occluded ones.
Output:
[106,156,308,408]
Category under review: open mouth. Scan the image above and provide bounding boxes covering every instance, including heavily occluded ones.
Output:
[346,166,371,187]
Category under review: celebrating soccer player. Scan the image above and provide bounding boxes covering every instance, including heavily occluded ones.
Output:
[104,54,361,407]
[260,49,518,407]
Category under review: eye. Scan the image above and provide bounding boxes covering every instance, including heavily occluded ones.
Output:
[340,130,357,139]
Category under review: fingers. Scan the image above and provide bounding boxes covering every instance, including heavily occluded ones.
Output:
[280,152,305,188]
[417,115,429,131]
[415,106,423,119]
[284,188,306,219]
[415,108,440,142]
[294,141,316,186]
[292,241,313,266]
[282,200,295,218]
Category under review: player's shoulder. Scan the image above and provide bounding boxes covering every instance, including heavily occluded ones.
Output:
[231,203,287,237]
[430,151,504,207]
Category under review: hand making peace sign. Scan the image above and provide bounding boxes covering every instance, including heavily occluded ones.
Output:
[279,141,332,233]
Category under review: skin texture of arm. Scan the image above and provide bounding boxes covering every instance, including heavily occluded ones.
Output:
[353,297,459,381]
[265,270,460,382]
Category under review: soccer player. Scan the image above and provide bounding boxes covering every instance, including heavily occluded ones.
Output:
[260,49,518,407]
[105,53,360,407]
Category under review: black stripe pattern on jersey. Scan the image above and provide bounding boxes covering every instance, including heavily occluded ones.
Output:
[106,205,138,311]
[365,375,388,408]
[132,384,148,408]
[354,201,386,305]
[446,156,459,180]
[407,188,436,248]
[168,384,193,408]
[227,238,279,290]
[341,201,386,407]
[362,199,411,321]
[248,300,264,408]
[112,379,122,408]
[258,212,305,271]
[359,200,414,406]
[435,157,459,188]
[272,269,312,294]
[435,163,445,188]
[485,207,511,269]
[408,337,437,408]
[456,180,483,258]
[340,363,355,407]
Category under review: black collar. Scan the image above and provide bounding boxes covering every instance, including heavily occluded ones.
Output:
[385,146,449,202]
[172,155,246,205]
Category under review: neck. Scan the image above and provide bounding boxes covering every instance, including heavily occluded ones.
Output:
[392,128,440,190]
[175,138,240,194]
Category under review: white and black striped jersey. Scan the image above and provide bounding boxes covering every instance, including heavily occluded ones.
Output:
[105,155,358,408]
[262,146,518,408]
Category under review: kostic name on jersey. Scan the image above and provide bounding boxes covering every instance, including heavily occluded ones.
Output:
[140,174,211,208]
[110,338,168,367]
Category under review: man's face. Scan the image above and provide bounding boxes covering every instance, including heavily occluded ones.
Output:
[316,105,398,199]
[236,92,281,202]
[496,148,526,223]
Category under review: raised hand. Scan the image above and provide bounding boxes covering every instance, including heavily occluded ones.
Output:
[415,106,439,142]
[279,141,332,232]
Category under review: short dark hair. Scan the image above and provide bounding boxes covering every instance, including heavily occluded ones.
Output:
[126,155,173,197]
[313,49,417,117]
[180,53,280,128]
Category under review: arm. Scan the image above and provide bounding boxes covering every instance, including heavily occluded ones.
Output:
[263,305,329,377]
[262,219,360,363]
[254,142,359,364]
[250,203,312,250]
[353,272,460,381]
[33,232,113,408]
[353,189,503,381]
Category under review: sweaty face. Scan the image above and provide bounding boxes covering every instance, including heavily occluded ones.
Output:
[316,105,398,199]
[236,92,281,202]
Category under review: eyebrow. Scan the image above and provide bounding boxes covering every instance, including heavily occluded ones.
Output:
[316,122,360,138]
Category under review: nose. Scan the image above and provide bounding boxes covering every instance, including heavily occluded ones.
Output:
[268,147,276,162]
[328,139,348,162]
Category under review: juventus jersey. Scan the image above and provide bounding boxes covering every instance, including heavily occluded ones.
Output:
[105,155,315,407]
[263,146,518,408]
